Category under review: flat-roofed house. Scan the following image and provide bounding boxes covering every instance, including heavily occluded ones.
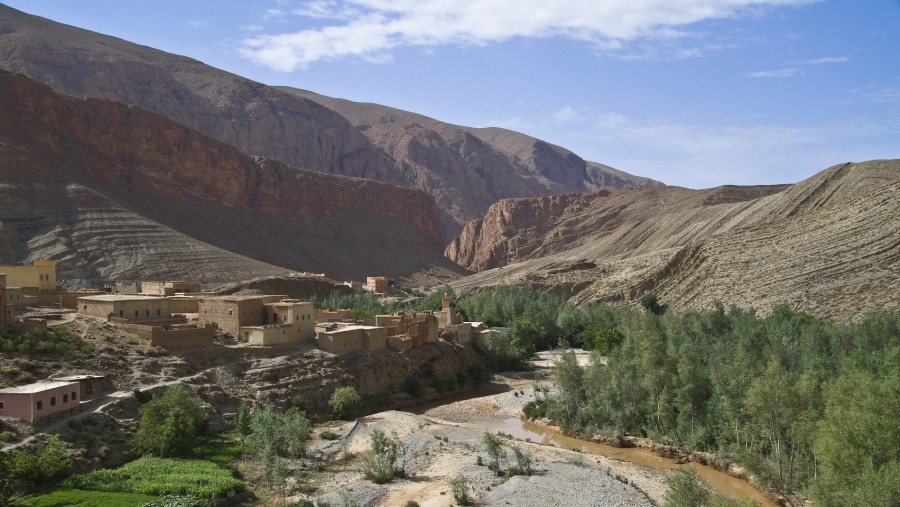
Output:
[77,294,171,322]
[0,380,80,424]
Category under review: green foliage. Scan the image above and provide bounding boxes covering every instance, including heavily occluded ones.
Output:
[482,432,505,472]
[0,326,94,354]
[0,450,16,505]
[63,456,243,504]
[404,501,421,507]
[361,429,403,484]
[329,386,361,420]
[813,369,900,506]
[522,400,548,420]
[640,293,665,315]
[663,468,710,507]
[22,489,158,507]
[243,405,312,485]
[235,401,250,436]
[581,325,624,354]
[320,430,339,440]
[549,349,586,429]
[449,474,471,506]
[189,436,241,467]
[510,446,535,476]
[466,362,488,383]
[132,385,207,458]
[9,434,72,483]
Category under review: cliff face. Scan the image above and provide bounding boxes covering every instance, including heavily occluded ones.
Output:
[0,70,465,283]
[450,160,900,321]
[0,4,658,245]
[284,89,661,239]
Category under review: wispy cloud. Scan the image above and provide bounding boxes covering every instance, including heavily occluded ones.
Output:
[796,55,850,64]
[748,67,804,78]
[188,21,208,28]
[239,0,819,71]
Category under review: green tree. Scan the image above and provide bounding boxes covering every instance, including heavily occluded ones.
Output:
[813,369,900,506]
[663,467,710,507]
[330,386,361,420]
[550,349,585,428]
[132,384,207,458]
[449,474,472,505]
[9,434,72,483]
[235,401,251,436]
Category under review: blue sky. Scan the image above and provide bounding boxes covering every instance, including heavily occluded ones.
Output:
[5,0,899,188]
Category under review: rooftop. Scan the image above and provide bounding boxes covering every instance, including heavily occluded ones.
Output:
[78,294,166,302]
[0,380,78,394]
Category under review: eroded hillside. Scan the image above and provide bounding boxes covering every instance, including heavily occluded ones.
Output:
[0,70,465,283]
[451,160,900,320]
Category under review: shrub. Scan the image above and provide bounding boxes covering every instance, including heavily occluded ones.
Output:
[449,474,471,506]
[466,362,488,383]
[235,401,251,436]
[663,468,710,507]
[482,432,505,472]
[362,429,403,484]
[329,386,361,420]
[510,446,535,476]
[9,434,72,483]
[522,400,548,420]
[132,384,207,458]
[320,430,339,440]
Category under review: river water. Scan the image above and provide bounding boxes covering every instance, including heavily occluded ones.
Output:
[413,380,777,507]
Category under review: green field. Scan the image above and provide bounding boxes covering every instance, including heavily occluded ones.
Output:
[23,489,157,507]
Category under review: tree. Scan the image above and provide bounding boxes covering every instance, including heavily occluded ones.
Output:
[235,401,251,436]
[640,293,665,315]
[449,474,472,505]
[551,349,585,429]
[9,434,72,483]
[132,384,207,458]
[663,468,710,507]
[0,451,13,506]
[330,386,361,420]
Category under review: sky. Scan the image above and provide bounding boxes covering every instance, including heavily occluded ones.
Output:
[4,0,899,188]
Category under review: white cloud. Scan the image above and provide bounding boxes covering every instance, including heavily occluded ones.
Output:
[188,21,208,28]
[553,106,579,124]
[240,0,818,71]
[748,67,804,78]
[797,56,849,64]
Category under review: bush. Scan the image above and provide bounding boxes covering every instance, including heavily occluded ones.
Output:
[511,446,535,476]
[132,384,207,458]
[449,474,471,506]
[663,468,710,507]
[361,429,403,484]
[329,386,361,420]
[466,362,488,383]
[0,451,15,506]
[320,430,339,440]
[9,434,72,483]
[482,432,505,472]
[522,400,547,420]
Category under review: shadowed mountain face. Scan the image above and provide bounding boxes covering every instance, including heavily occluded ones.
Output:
[450,160,900,321]
[0,4,657,245]
[0,70,467,284]
[282,89,661,239]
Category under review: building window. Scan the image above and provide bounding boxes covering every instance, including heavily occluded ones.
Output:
[72,391,78,400]
[83,305,87,311]
[0,401,5,410]
[50,396,56,406]
[63,394,69,403]
[120,310,124,317]
[146,310,150,316]
[134,310,139,317]
[157,309,160,316]
[36,400,43,410]
[228,309,233,316]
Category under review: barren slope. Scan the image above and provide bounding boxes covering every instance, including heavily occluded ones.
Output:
[451,160,900,320]
[0,5,657,244]
[0,70,466,283]
[281,89,661,239]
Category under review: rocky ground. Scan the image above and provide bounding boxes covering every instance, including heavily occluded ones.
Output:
[299,376,663,507]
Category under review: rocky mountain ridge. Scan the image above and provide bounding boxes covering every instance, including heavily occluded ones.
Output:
[0,69,464,283]
[283,89,660,238]
[0,4,656,244]
[450,160,900,320]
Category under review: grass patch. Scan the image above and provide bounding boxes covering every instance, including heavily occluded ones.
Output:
[63,456,243,504]
[190,437,241,467]
[23,489,157,507]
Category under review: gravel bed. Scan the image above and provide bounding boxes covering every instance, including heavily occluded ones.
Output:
[312,481,386,507]
[483,461,655,507]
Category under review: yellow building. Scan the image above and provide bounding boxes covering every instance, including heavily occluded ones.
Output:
[0,260,56,293]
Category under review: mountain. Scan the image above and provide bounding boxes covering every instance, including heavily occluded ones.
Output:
[449,160,900,320]
[282,89,661,238]
[0,4,657,243]
[0,69,466,284]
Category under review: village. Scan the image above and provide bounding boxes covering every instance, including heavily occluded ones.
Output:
[0,260,503,428]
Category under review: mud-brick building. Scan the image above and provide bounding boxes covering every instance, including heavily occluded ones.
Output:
[0,273,10,325]
[375,312,439,348]
[77,294,171,322]
[317,325,387,354]
[199,295,315,345]
[364,276,388,294]
[138,280,202,296]
[0,260,56,294]
[0,380,80,424]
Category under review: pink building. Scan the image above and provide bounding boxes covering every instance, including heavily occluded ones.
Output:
[0,380,80,424]
[365,276,388,293]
